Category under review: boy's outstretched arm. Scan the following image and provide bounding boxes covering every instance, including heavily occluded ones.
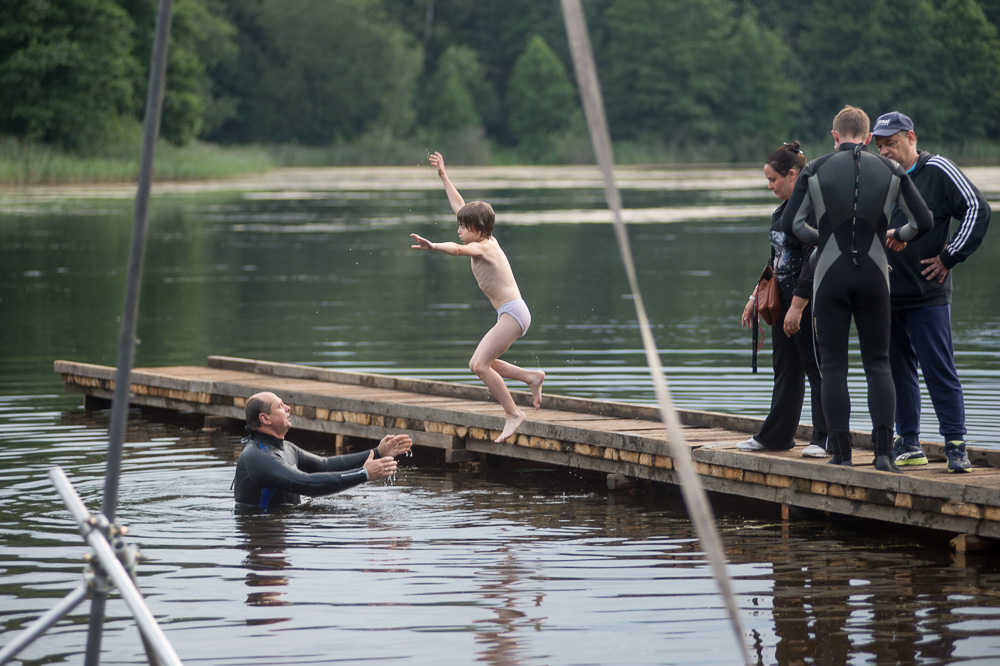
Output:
[410,233,483,257]
[429,151,465,214]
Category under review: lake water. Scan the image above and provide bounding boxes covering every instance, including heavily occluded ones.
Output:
[2,165,999,665]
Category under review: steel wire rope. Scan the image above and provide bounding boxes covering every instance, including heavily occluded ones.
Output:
[559,1,750,662]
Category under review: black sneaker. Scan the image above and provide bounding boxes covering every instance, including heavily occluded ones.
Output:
[892,436,928,466]
[945,440,972,473]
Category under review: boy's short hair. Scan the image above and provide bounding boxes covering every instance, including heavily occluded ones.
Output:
[457,201,495,238]
[832,105,870,139]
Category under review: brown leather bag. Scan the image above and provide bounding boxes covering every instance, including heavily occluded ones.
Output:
[755,265,782,326]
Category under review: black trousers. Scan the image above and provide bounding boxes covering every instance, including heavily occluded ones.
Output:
[756,300,827,449]
[814,258,895,438]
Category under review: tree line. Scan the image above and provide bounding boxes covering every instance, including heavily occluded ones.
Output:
[2,0,999,162]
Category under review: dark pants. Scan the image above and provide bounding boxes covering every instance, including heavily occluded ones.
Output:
[889,304,966,446]
[756,300,827,449]
[814,258,895,437]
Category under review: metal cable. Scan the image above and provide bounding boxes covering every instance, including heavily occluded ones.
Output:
[560,1,750,661]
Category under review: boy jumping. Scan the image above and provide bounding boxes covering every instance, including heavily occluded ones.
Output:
[410,151,545,443]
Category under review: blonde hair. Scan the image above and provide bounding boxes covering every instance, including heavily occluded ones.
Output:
[833,105,870,139]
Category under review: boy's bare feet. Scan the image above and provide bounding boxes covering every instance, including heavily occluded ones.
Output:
[528,370,545,409]
[495,410,527,443]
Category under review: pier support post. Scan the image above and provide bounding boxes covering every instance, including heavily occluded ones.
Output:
[781,503,812,522]
[950,534,992,554]
[202,415,229,431]
[334,435,371,454]
[445,449,479,463]
[84,395,111,411]
[607,473,636,492]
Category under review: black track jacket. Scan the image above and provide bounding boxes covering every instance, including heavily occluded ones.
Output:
[887,150,991,311]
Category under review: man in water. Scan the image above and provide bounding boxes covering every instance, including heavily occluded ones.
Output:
[232,391,412,510]
[872,111,991,473]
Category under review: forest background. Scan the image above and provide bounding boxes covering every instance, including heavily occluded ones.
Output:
[3,0,1000,184]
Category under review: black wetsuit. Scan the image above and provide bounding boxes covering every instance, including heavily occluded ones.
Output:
[780,142,932,461]
[233,430,374,510]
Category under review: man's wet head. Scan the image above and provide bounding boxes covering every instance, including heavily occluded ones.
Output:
[246,391,292,437]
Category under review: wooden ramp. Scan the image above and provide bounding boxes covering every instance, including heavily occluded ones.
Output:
[55,356,1000,543]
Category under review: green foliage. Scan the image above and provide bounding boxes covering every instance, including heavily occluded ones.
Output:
[0,0,139,152]
[721,11,801,153]
[218,0,422,146]
[602,0,798,153]
[771,0,1000,144]
[507,35,584,161]
[2,0,1000,168]
[119,0,238,145]
[0,135,274,184]
[796,0,927,137]
[603,0,742,143]
[933,0,1000,140]
[435,72,480,131]
[421,45,495,134]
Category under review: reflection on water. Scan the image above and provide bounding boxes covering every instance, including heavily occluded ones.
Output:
[2,167,1000,663]
[2,171,998,445]
[2,404,1000,664]
[237,514,292,617]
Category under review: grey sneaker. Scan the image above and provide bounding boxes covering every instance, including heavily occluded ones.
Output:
[892,436,928,466]
[736,437,767,451]
[945,440,972,473]
[801,443,830,458]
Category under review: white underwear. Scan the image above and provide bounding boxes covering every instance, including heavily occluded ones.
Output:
[496,298,531,337]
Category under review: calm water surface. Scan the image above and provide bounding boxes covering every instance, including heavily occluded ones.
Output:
[2,166,999,665]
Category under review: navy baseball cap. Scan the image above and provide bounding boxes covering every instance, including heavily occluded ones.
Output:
[872,111,914,136]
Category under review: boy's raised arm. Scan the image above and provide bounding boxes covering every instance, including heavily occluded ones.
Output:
[429,151,465,214]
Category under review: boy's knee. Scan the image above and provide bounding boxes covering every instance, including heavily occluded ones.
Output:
[470,357,493,377]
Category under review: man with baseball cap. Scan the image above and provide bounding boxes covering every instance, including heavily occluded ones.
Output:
[872,111,991,473]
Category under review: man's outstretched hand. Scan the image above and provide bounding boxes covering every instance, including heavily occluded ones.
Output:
[378,434,412,458]
[364,450,397,481]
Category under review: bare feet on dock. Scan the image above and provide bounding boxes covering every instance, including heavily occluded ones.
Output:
[495,410,527,443]
[528,370,545,409]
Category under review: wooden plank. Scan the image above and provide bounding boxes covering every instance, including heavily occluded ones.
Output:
[54,358,1000,539]
[205,355,783,431]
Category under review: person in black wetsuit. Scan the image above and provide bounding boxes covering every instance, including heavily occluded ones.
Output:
[780,106,932,471]
[232,391,412,510]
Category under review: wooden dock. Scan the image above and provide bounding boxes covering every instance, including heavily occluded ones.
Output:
[55,356,1000,546]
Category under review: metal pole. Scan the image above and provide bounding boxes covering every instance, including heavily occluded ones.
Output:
[88,0,174,663]
[0,585,89,665]
[50,468,183,666]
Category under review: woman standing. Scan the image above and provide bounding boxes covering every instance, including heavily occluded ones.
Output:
[738,142,828,457]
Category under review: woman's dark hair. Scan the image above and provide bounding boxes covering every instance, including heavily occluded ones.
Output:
[765,141,806,177]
